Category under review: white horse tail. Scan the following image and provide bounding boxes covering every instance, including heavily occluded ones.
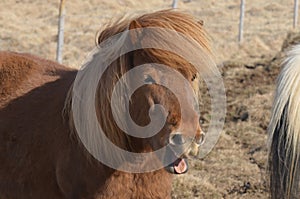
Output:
[268,44,300,199]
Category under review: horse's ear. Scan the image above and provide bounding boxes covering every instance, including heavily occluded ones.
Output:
[128,20,143,45]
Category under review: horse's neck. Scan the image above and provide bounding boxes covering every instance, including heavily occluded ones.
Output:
[62,85,173,198]
[95,169,173,199]
[57,140,173,198]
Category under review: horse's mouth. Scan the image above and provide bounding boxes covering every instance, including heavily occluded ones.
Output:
[165,157,189,174]
[163,144,191,174]
[163,133,204,174]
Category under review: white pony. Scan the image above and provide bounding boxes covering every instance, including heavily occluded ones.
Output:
[268,44,300,199]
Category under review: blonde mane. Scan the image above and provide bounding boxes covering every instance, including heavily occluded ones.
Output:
[268,44,300,199]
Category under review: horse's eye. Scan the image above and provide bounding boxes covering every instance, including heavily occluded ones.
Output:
[144,74,156,84]
[191,74,197,81]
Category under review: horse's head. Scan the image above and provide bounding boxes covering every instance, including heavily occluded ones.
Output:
[126,57,205,174]
[70,10,214,174]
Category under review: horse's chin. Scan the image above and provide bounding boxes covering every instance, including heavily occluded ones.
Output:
[165,158,189,174]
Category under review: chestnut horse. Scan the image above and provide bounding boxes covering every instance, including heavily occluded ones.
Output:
[0,10,213,198]
[268,44,300,199]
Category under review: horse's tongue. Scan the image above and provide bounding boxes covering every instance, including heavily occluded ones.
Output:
[174,159,187,174]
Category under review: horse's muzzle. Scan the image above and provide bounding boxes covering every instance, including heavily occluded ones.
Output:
[164,132,205,174]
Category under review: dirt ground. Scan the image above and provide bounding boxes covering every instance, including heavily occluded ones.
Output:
[1,0,300,198]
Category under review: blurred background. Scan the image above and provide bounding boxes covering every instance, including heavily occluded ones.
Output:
[1,0,297,66]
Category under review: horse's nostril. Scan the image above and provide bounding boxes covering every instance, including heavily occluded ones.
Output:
[169,133,186,145]
[196,132,206,146]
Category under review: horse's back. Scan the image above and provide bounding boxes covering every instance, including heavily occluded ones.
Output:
[0,51,74,107]
[0,51,76,198]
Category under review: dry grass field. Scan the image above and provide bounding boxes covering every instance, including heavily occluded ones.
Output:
[1,0,300,198]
